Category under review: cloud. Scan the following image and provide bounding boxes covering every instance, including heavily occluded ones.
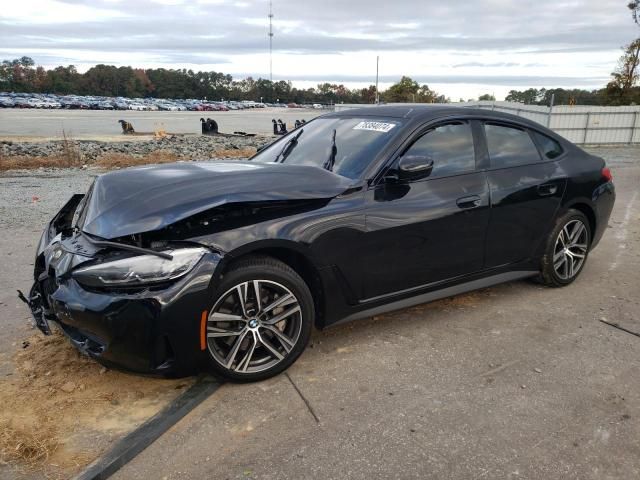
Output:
[3,0,129,24]
[453,62,522,68]
[234,72,609,88]
[0,0,636,98]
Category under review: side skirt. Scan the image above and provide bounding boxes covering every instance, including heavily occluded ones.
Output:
[332,270,537,327]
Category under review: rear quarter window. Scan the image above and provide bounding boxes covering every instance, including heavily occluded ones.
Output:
[532,131,564,159]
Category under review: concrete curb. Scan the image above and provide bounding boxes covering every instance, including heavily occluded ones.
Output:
[73,376,222,480]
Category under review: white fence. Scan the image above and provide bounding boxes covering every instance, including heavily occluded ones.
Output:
[334,101,640,145]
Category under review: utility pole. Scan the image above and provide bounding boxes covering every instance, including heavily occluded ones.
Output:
[375,56,380,104]
[269,0,274,102]
[547,92,555,128]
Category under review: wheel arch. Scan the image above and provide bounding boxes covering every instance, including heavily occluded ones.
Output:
[562,199,597,240]
[220,240,326,328]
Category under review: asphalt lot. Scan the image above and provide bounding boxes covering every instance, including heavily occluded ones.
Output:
[0,146,638,479]
[0,108,323,140]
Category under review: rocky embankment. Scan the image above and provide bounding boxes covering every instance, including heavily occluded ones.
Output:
[0,134,270,162]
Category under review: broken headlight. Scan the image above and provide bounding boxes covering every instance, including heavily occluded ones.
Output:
[72,247,207,287]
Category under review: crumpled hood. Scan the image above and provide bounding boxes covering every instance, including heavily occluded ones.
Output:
[80,161,353,239]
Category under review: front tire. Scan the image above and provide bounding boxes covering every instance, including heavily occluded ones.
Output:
[539,209,591,287]
[204,256,313,382]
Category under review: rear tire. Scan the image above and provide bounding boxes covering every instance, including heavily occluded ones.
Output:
[539,209,591,287]
[204,256,313,382]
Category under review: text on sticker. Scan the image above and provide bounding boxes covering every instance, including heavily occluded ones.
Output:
[353,121,396,133]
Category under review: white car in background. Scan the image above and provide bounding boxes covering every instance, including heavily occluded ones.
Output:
[158,103,180,111]
[42,100,61,108]
[27,98,48,108]
[129,103,147,111]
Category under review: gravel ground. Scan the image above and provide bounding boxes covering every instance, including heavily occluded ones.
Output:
[0,169,97,231]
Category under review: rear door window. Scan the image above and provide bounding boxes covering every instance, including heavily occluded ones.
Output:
[484,123,541,168]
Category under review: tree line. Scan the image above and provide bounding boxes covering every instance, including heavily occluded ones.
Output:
[0,58,449,105]
[5,49,640,106]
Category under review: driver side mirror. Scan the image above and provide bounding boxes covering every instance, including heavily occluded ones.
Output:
[394,155,434,182]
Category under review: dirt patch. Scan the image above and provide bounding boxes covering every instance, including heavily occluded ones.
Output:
[0,330,193,479]
[93,146,256,169]
[1,146,257,171]
[0,154,80,171]
[212,147,257,159]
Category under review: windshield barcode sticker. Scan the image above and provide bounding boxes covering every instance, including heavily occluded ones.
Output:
[353,121,396,133]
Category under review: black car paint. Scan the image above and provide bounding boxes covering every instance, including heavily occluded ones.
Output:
[25,106,616,376]
[80,161,353,240]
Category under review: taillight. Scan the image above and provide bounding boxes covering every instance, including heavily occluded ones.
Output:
[602,167,613,183]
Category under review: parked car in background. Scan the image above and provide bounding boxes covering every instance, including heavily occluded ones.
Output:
[27,98,48,108]
[96,101,114,110]
[158,103,179,111]
[0,92,320,112]
[13,98,32,108]
[0,98,15,108]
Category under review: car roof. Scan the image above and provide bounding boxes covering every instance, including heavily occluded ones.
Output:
[326,104,545,130]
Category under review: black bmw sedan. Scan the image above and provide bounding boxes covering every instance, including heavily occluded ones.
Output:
[22,106,615,381]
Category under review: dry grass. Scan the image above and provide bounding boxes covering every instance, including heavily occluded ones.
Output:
[0,422,59,468]
[61,130,83,167]
[95,150,180,168]
[0,154,79,171]
[0,129,83,171]
[213,146,257,158]
[0,144,257,171]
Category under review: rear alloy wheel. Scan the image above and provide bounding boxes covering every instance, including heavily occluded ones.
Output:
[205,257,313,381]
[539,209,591,287]
[552,219,589,280]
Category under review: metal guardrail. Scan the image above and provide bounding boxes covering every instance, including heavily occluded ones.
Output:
[469,102,640,145]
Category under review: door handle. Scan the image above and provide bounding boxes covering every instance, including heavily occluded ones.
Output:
[537,183,558,196]
[456,195,482,209]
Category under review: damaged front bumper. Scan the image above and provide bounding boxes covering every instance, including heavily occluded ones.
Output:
[18,283,52,335]
[20,195,223,376]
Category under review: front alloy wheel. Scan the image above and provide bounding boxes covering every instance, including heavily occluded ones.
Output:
[204,256,313,381]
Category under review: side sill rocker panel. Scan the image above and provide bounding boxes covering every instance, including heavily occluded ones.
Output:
[334,270,537,326]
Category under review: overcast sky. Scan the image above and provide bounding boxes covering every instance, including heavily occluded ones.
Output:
[1,0,638,99]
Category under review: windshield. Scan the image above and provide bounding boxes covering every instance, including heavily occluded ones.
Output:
[252,117,404,179]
